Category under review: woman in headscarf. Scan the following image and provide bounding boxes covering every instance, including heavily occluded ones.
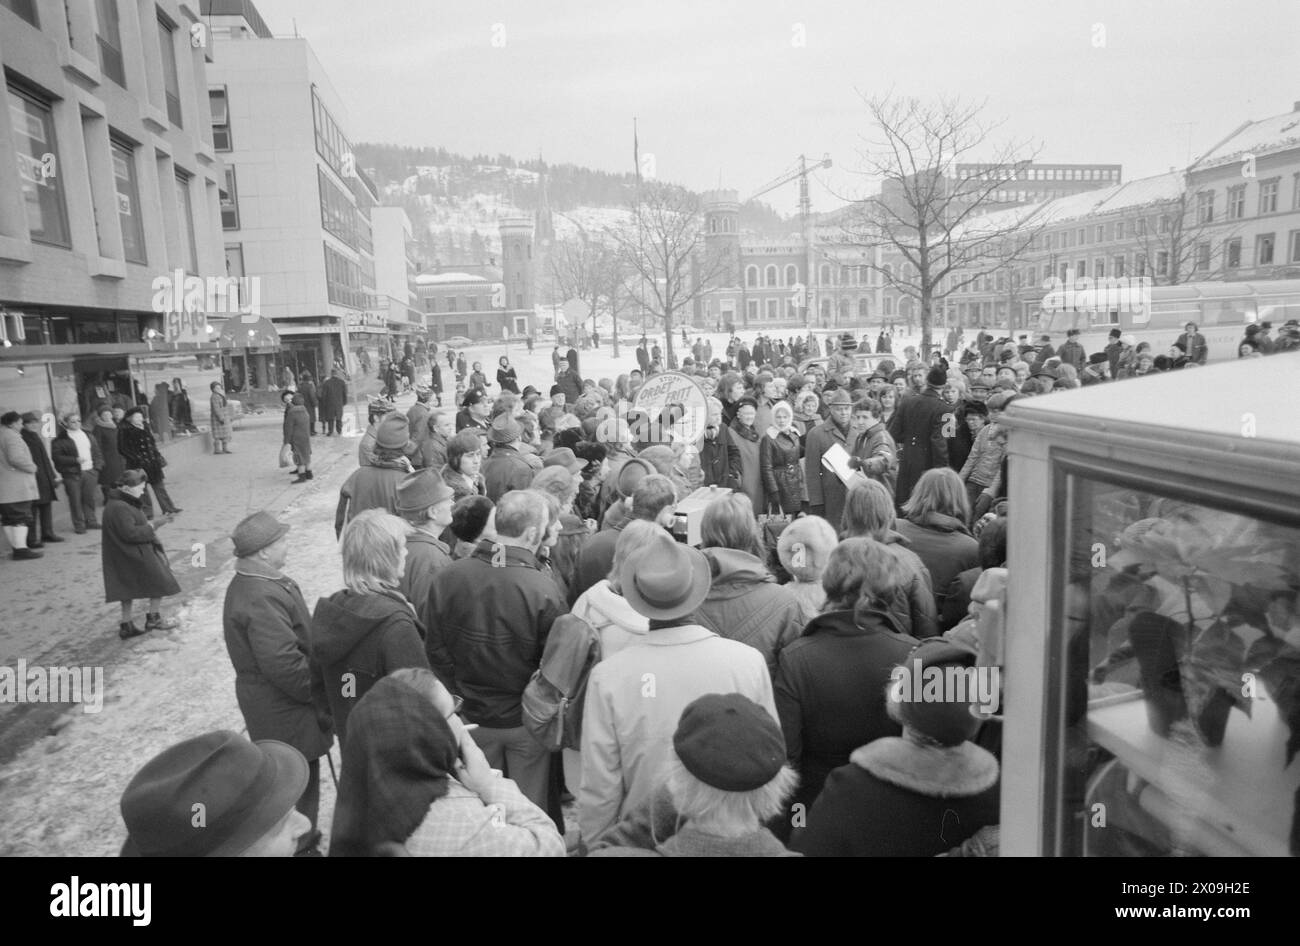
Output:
[330,668,564,857]
[102,469,180,639]
[760,400,804,516]
[283,393,312,483]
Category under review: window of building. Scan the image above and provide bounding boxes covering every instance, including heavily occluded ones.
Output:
[1113,255,1126,278]
[323,243,364,308]
[218,166,239,230]
[1259,179,1279,215]
[1136,217,1147,236]
[1194,242,1210,272]
[820,263,831,285]
[8,85,70,246]
[1225,238,1241,268]
[424,298,436,312]
[841,264,851,285]
[1026,265,1036,286]
[1158,214,1170,234]
[765,298,778,319]
[1,0,39,25]
[1094,225,1103,243]
[765,264,777,287]
[1136,253,1148,276]
[786,264,799,285]
[516,293,523,309]
[318,168,360,249]
[446,297,457,312]
[1256,233,1275,266]
[1076,260,1086,278]
[175,172,198,273]
[1294,174,1300,210]
[1078,227,1086,245]
[859,298,869,319]
[1227,184,1245,220]
[225,243,244,277]
[747,299,759,321]
[209,88,231,151]
[1196,191,1214,224]
[1059,262,1068,282]
[95,0,126,87]
[111,138,146,263]
[745,265,758,288]
[466,296,477,311]
[1156,251,1169,276]
[882,297,893,316]
[158,15,183,127]
[1094,258,1105,278]
[311,88,354,182]
[1289,230,1300,264]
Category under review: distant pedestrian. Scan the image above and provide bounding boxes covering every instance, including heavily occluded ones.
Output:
[102,469,180,639]
[0,411,41,560]
[209,382,233,453]
[497,356,520,394]
[20,412,63,546]
[169,378,197,434]
[283,393,313,484]
[51,413,103,534]
[117,406,180,517]
[149,382,172,442]
[319,369,348,436]
[298,371,319,435]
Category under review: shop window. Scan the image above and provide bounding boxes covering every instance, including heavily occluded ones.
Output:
[1047,467,1300,856]
[7,85,70,246]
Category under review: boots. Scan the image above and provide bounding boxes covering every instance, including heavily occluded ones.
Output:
[6,525,41,558]
[119,621,147,640]
[12,547,43,560]
[145,612,179,632]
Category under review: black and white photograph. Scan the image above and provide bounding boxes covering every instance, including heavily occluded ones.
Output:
[1,0,1299,898]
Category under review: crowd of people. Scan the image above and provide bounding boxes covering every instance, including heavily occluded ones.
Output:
[101,316,1295,856]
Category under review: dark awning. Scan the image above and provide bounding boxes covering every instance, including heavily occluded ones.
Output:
[217,316,281,350]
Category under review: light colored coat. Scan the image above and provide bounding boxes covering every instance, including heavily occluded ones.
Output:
[579,624,776,845]
[0,426,38,503]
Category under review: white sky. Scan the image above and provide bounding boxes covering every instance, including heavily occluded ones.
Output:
[248,0,1300,214]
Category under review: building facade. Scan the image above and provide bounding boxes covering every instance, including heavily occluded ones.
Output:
[203,0,390,389]
[415,217,535,342]
[1,0,228,420]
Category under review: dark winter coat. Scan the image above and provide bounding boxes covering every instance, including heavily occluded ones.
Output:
[791,736,1000,857]
[309,588,429,746]
[728,419,765,514]
[283,404,311,466]
[424,541,566,729]
[895,512,980,615]
[318,376,348,418]
[1057,338,1086,373]
[699,426,741,490]
[850,421,898,497]
[420,429,449,473]
[482,446,533,502]
[298,379,318,416]
[692,548,804,676]
[804,416,852,527]
[91,418,124,488]
[557,368,584,404]
[887,387,951,508]
[497,366,520,394]
[20,429,58,503]
[399,531,453,630]
[760,427,804,515]
[101,489,181,602]
[1174,331,1208,365]
[774,609,916,824]
[117,422,166,484]
[223,562,333,760]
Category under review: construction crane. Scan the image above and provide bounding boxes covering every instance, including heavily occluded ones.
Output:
[745,153,832,325]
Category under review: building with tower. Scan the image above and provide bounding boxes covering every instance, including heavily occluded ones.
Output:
[415,216,536,342]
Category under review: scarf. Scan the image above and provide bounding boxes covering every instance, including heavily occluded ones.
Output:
[330,674,459,857]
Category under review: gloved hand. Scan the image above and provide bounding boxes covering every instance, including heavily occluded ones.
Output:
[809,504,826,519]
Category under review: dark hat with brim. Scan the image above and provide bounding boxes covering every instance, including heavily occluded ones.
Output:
[542,447,586,475]
[120,731,307,857]
[621,541,711,621]
[396,469,455,513]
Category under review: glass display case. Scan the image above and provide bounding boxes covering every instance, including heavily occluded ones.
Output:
[998,355,1300,856]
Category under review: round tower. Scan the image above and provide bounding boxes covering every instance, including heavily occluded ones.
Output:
[702,190,741,288]
[498,217,534,312]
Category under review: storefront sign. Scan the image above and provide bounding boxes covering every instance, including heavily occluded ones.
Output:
[162,309,210,345]
[346,311,388,331]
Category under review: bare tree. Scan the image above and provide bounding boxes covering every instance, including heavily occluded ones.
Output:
[840,94,1048,354]
[608,182,733,368]
[1130,175,1239,286]
[548,221,635,357]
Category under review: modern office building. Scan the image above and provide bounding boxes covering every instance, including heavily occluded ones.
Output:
[1,0,229,420]
[202,0,396,389]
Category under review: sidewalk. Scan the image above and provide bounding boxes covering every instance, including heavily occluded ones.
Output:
[0,397,402,765]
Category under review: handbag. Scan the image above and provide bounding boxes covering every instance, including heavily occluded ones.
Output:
[279,443,293,468]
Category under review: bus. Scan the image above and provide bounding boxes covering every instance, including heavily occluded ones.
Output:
[1039,277,1300,362]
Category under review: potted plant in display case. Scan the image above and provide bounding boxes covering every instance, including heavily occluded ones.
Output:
[1102,503,1300,754]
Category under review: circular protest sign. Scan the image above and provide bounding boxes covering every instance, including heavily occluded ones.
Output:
[630,370,709,445]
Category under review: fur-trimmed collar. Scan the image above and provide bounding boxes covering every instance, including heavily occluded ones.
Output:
[850,737,998,798]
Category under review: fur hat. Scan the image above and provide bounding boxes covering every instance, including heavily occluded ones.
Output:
[777,516,838,582]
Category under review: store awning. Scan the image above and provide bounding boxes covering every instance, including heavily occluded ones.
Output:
[217,316,281,350]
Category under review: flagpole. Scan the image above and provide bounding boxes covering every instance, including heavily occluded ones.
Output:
[634,117,646,344]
